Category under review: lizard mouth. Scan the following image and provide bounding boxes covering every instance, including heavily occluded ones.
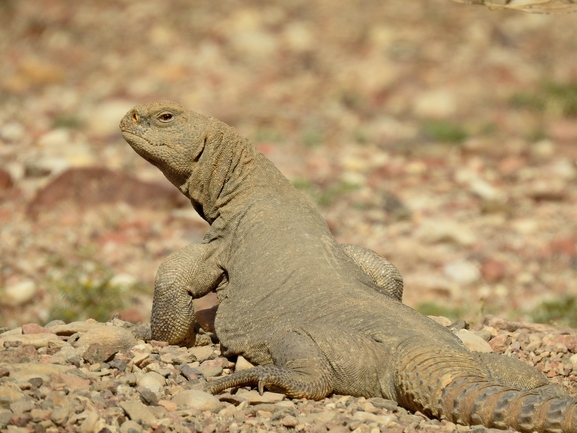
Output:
[121,130,165,148]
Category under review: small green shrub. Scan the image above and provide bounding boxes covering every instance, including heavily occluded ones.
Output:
[421,120,468,144]
[52,115,83,129]
[253,127,283,143]
[48,261,138,323]
[293,178,360,207]
[510,81,577,118]
[301,127,324,148]
[527,295,577,328]
[417,301,464,321]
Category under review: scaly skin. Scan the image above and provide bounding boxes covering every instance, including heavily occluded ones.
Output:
[120,101,577,432]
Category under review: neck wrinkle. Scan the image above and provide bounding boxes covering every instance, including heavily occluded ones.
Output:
[182,125,258,225]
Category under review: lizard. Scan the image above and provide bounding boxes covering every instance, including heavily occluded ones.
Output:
[120,101,577,432]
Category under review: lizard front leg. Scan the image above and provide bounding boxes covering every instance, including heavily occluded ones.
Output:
[341,244,403,301]
[151,243,225,347]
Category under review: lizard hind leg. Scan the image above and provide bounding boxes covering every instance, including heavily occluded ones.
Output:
[205,327,334,399]
[206,324,392,400]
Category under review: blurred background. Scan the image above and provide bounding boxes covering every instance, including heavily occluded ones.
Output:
[0,0,576,329]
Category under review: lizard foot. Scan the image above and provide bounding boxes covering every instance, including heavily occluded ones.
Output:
[205,364,332,400]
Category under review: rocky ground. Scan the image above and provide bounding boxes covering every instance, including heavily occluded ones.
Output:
[0,1,576,432]
[1,316,576,433]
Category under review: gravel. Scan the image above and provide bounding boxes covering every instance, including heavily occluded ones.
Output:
[0,316,575,432]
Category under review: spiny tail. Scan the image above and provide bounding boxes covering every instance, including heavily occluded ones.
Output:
[394,340,577,432]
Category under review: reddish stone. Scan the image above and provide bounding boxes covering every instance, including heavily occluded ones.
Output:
[548,120,577,142]
[28,167,188,217]
[0,168,13,190]
[117,308,147,324]
[256,143,274,155]
[498,156,525,177]
[22,323,53,335]
[548,237,576,257]
[550,335,577,352]
[196,306,218,334]
[488,333,511,353]
[481,259,507,282]
[53,373,90,390]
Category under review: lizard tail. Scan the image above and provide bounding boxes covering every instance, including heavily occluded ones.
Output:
[394,340,577,432]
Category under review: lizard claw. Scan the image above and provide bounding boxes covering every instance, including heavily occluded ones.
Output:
[257,380,265,395]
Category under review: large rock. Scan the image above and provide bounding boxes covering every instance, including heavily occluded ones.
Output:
[171,390,222,413]
[456,329,493,353]
[74,325,137,351]
[28,167,188,217]
[0,333,66,349]
[0,363,71,382]
[119,400,157,425]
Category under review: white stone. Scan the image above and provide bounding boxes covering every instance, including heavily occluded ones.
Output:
[551,158,577,179]
[1,122,25,142]
[188,346,214,363]
[1,363,71,382]
[119,400,157,425]
[235,355,254,371]
[428,316,452,327]
[469,178,505,202]
[352,411,394,425]
[108,274,138,290]
[456,329,493,353]
[74,325,137,350]
[37,129,71,148]
[444,260,480,285]
[137,372,166,393]
[0,334,66,349]
[417,220,477,246]
[171,390,222,413]
[2,280,37,306]
[235,389,284,404]
[414,89,457,118]
[0,384,25,402]
[120,420,143,433]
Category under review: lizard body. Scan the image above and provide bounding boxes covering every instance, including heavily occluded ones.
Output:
[120,101,577,432]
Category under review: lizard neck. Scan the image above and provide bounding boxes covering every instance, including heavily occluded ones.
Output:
[180,124,261,225]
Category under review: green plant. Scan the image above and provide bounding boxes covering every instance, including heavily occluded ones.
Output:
[416,301,464,321]
[253,127,283,143]
[301,127,324,148]
[292,178,360,207]
[510,81,577,118]
[421,119,468,144]
[48,261,139,323]
[527,295,577,328]
[52,115,83,129]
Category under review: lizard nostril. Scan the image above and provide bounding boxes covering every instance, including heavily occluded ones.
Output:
[131,111,139,124]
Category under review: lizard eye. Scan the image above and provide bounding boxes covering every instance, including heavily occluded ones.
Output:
[158,112,174,122]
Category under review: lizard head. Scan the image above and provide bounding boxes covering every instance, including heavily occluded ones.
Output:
[119,100,212,192]
[120,100,258,223]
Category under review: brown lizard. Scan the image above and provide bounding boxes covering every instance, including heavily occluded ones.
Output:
[120,101,577,432]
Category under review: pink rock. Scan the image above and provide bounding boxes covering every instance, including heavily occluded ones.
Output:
[550,335,577,352]
[488,333,511,353]
[548,237,576,257]
[22,323,53,335]
[481,259,507,282]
